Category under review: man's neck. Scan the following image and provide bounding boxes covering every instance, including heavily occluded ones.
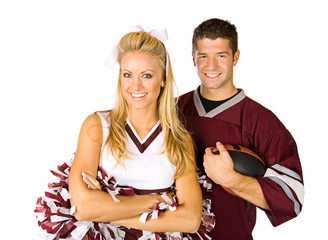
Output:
[200,85,238,101]
[198,87,242,113]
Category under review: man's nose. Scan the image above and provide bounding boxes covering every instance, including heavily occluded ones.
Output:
[206,57,218,69]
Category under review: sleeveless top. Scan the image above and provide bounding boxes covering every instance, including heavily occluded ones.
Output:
[96,111,176,190]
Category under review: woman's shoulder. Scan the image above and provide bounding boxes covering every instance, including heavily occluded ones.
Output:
[95,110,111,126]
[81,110,111,129]
[94,110,111,119]
[77,112,106,146]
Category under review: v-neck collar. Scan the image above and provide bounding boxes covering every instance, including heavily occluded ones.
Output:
[125,120,162,153]
[193,87,246,118]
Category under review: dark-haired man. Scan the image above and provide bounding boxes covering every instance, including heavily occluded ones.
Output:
[178,18,304,239]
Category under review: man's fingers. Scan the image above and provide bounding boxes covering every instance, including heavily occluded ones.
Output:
[205,147,215,154]
[215,142,228,154]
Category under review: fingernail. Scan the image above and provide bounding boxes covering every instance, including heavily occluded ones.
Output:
[82,172,86,177]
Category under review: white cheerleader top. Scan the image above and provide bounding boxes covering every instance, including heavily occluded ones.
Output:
[96,111,176,190]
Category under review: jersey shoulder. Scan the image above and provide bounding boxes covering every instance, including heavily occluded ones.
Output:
[242,97,284,128]
[178,90,194,107]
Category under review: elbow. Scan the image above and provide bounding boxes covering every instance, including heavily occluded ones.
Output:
[73,205,89,221]
[70,196,93,221]
[188,216,202,233]
[179,199,203,233]
[183,212,202,233]
[185,222,201,234]
[69,184,100,221]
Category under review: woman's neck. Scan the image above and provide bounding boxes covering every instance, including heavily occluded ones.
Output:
[128,110,159,140]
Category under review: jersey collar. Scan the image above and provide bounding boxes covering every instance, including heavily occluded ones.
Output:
[193,87,246,117]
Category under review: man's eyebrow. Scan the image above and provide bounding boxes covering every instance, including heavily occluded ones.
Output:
[197,51,230,55]
[217,51,229,55]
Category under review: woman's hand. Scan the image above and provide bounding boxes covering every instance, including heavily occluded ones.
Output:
[112,171,202,233]
[82,172,102,190]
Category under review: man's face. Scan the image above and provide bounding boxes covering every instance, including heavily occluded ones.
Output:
[193,38,239,94]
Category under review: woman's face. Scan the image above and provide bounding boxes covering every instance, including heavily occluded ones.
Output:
[120,51,164,115]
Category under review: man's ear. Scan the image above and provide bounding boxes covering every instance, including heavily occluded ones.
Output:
[192,52,197,67]
[233,49,240,66]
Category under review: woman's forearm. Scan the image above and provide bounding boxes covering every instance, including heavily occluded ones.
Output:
[69,169,163,222]
[112,172,203,233]
[112,203,201,233]
[71,186,162,222]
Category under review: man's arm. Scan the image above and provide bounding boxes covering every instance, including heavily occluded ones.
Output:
[203,142,269,209]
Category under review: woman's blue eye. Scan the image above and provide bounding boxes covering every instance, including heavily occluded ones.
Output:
[143,74,152,78]
[123,73,132,78]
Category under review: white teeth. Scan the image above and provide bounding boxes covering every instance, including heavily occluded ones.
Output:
[131,93,147,98]
[205,73,219,77]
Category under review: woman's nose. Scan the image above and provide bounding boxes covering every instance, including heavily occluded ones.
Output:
[131,77,142,90]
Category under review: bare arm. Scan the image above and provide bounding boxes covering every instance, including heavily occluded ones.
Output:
[68,113,165,222]
[111,170,203,233]
[203,142,269,210]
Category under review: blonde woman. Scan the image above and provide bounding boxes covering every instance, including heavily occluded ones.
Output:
[35,29,214,239]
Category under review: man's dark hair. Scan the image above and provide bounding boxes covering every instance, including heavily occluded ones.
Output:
[192,18,238,56]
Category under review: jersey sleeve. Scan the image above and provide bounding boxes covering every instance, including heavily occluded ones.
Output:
[255,118,304,226]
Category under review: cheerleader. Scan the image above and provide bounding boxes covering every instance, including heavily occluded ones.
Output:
[35,27,215,240]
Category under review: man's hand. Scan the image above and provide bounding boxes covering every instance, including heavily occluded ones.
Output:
[203,141,238,188]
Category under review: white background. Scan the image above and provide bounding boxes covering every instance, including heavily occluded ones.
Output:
[1,0,327,239]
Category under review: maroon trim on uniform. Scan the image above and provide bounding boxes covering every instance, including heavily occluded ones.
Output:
[126,124,162,153]
[117,185,172,195]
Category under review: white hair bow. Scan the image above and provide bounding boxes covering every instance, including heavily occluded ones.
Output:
[105,25,169,71]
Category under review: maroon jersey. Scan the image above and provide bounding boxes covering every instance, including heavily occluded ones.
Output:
[177,88,304,240]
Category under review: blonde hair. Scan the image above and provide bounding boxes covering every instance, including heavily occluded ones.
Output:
[105,31,195,177]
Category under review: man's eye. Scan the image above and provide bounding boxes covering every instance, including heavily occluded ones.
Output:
[123,73,132,78]
[143,74,152,78]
